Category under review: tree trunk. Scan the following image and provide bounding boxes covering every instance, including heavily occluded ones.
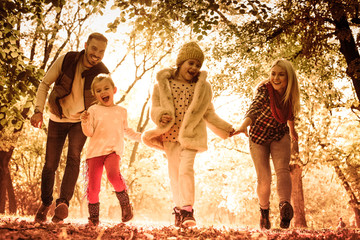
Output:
[129,142,140,168]
[350,200,360,228]
[333,165,360,227]
[328,0,360,101]
[7,170,17,214]
[129,98,150,168]
[289,141,307,227]
[0,164,5,213]
[0,147,16,214]
[327,2,360,227]
[290,164,307,228]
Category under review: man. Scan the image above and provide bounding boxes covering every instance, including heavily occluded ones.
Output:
[31,32,109,223]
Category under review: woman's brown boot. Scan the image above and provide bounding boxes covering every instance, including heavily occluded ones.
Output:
[260,208,271,229]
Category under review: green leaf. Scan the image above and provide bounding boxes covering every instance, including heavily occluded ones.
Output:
[137,24,144,31]
[11,52,19,58]
[13,119,22,130]
[0,118,6,126]
[23,101,32,109]
[9,38,16,45]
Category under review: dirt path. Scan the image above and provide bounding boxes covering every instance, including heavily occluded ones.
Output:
[1,216,359,239]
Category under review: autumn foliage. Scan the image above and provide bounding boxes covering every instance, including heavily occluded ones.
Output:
[1,0,360,237]
[1,216,360,239]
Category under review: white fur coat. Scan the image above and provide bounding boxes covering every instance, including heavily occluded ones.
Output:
[142,68,234,152]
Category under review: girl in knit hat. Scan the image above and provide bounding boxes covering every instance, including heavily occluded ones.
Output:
[142,42,238,227]
[236,59,300,229]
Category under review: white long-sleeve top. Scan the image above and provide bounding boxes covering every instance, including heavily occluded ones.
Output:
[81,104,142,159]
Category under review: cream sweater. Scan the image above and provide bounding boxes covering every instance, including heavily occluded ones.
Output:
[35,54,88,122]
[81,104,141,159]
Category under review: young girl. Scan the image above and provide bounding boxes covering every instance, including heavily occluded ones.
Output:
[237,59,300,229]
[80,73,141,226]
[142,42,237,227]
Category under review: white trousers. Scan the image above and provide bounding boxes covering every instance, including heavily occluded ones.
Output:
[163,141,197,208]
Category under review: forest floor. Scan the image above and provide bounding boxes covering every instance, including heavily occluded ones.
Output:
[0,215,359,239]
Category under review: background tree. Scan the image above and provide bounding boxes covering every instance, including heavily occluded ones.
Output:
[1,0,45,214]
[1,0,359,229]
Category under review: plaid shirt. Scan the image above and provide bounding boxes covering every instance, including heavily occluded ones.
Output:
[245,84,289,145]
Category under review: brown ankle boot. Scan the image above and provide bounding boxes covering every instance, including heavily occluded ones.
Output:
[34,204,50,223]
[52,202,68,223]
[260,208,271,229]
[88,202,100,226]
[116,190,133,222]
[279,201,293,229]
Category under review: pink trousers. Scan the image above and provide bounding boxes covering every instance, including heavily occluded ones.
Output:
[87,152,127,204]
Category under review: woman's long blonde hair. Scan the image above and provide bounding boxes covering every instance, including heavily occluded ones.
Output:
[258,59,300,116]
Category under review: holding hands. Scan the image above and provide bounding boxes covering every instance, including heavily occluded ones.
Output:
[230,117,252,138]
[229,128,241,137]
[234,125,249,137]
[230,118,299,142]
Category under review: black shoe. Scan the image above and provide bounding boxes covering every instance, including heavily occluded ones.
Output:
[260,208,271,230]
[116,190,133,222]
[52,202,68,223]
[279,201,293,229]
[34,204,50,223]
[172,207,181,227]
[180,209,196,227]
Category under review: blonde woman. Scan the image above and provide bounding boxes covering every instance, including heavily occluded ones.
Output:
[237,59,300,229]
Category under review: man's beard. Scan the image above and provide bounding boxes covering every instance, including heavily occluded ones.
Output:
[84,50,99,67]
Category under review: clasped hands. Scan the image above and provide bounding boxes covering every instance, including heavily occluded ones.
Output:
[160,114,242,138]
[160,114,172,126]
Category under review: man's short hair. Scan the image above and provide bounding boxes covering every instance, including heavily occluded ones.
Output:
[87,32,108,45]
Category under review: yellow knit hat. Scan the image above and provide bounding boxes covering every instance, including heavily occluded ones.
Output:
[176,42,204,66]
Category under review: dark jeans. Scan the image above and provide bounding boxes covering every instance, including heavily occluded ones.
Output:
[41,120,87,207]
